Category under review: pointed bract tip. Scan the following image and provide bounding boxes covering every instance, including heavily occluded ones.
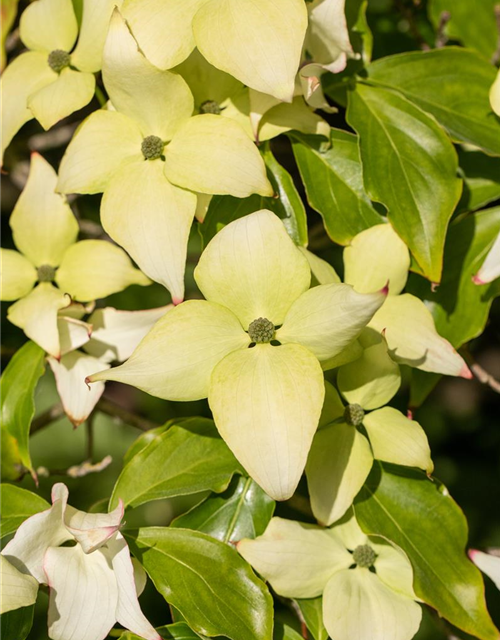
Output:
[460,364,473,380]
[172,296,184,306]
[468,549,478,561]
[472,274,486,285]
[380,281,390,296]
[431,281,440,293]
[30,150,42,159]
[84,376,93,389]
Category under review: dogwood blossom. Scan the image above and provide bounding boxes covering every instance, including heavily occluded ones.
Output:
[57,9,272,303]
[342,223,472,377]
[122,0,307,101]
[1,483,159,640]
[473,230,500,284]
[469,549,500,591]
[88,210,387,500]
[49,306,171,426]
[307,333,433,526]
[0,154,149,358]
[238,512,422,640]
[1,0,122,164]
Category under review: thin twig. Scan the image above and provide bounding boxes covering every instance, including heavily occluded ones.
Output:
[394,0,431,50]
[86,414,95,462]
[96,397,159,431]
[461,347,500,394]
[435,11,451,48]
[30,404,65,434]
[492,4,500,65]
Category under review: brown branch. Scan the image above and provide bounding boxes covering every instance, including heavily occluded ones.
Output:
[30,404,65,434]
[435,10,451,48]
[96,397,159,432]
[461,347,500,394]
[394,0,430,51]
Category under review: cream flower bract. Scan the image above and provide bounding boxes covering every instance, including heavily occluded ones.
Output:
[238,513,422,640]
[1,0,123,164]
[123,0,307,101]
[342,223,472,377]
[0,483,160,640]
[0,154,150,358]
[88,210,387,500]
[57,9,272,303]
[307,333,433,526]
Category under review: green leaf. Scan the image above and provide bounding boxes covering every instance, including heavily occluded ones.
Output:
[110,418,244,510]
[261,142,308,246]
[355,462,499,640]
[120,622,205,640]
[290,130,383,245]
[409,206,500,347]
[171,476,275,543]
[457,148,500,213]
[1,429,22,482]
[125,527,273,640]
[199,150,308,249]
[346,82,462,282]
[0,341,46,476]
[0,484,49,538]
[428,0,498,59]
[366,48,500,157]
[274,621,303,640]
[0,605,35,640]
[295,598,328,640]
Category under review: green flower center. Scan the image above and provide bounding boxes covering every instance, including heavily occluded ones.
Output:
[200,100,221,115]
[48,50,71,73]
[37,264,56,282]
[344,403,365,427]
[248,317,275,343]
[352,544,376,568]
[141,135,164,160]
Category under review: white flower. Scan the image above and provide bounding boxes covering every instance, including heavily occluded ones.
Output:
[1,483,160,640]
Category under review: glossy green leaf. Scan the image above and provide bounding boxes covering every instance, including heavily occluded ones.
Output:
[457,148,500,213]
[347,82,462,282]
[199,156,307,248]
[1,430,22,482]
[355,463,499,640]
[428,0,498,59]
[290,130,383,245]
[274,621,303,640]
[409,206,500,348]
[110,418,244,510]
[126,527,273,640]
[261,142,308,246]
[120,622,203,640]
[0,605,35,640]
[408,207,500,405]
[295,597,328,640]
[172,476,275,543]
[0,341,46,476]
[366,48,500,157]
[0,484,49,538]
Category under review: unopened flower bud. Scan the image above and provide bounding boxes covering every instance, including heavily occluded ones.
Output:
[48,50,71,73]
[344,403,365,427]
[248,317,275,343]
[141,135,164,160]
[352,544,376,568]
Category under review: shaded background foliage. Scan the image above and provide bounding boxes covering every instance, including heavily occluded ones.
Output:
[1,0,500,637]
